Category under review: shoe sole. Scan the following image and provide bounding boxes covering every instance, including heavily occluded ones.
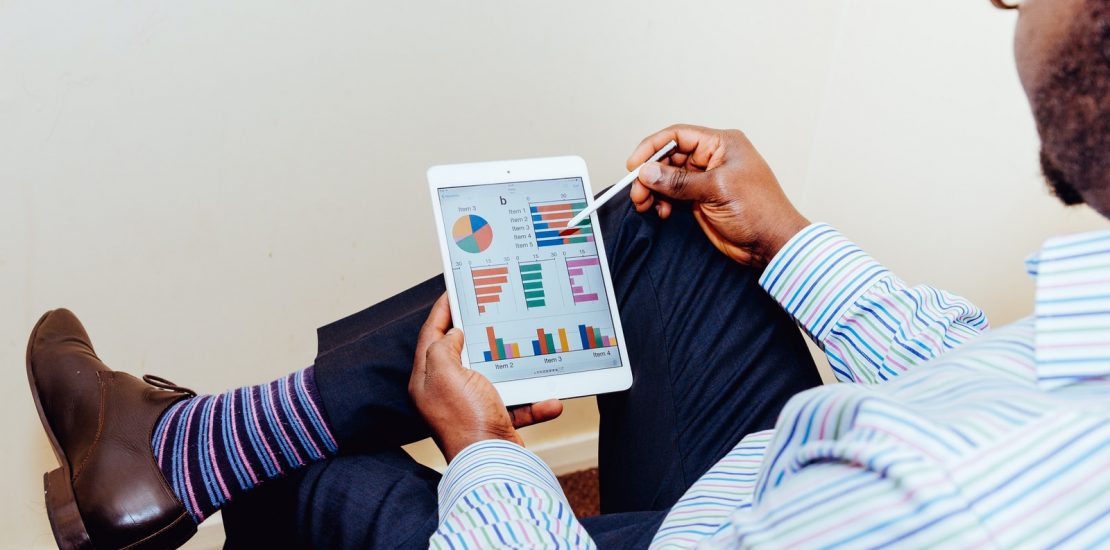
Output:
[26,311,195,550]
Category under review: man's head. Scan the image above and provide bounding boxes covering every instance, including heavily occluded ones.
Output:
[1009,0,1110,215]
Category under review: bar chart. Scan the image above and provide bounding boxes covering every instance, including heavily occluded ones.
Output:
[518,261,547,309]
[566,256,601,304]
[578,324,617,350]
[484,326,525,361]
[529,200,595,248]
[472,265,509,314]
[482,323,618,361]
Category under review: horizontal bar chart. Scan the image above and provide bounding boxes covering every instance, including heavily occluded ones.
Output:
[519,262,546,309]
[566,256,601,304]
[529,201,595,248]
[472,264,509,313]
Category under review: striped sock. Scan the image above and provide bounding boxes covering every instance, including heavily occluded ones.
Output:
[150,367,338,522]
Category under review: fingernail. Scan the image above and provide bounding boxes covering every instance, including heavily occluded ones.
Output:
[447,328,460,335]
[639,162,662,184]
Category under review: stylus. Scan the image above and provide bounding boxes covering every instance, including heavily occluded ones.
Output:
[565,140,678,230]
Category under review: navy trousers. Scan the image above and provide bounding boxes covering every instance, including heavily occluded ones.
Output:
[222,194,821,549]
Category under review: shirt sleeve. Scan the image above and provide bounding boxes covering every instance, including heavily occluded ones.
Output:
[430,439,595,550]
[704,454,989,548]
[650,429,774,548]
[759,223,989,383]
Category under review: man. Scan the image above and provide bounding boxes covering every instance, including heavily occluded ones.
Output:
[27,117,821,548]
[25,0,1108,548]
[27,167,819,549]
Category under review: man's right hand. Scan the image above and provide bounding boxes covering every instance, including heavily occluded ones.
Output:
[627,124,811,269]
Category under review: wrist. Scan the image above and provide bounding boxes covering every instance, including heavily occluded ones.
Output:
[761,212,810,265]
[442,428,523,463]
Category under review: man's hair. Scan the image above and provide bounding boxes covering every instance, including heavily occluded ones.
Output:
[1034,0,1110,205]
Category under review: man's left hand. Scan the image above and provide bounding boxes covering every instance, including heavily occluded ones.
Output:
[409,294,564,462]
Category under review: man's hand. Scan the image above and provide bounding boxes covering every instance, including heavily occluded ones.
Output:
[628,124,810,268]
[409,294,564,462]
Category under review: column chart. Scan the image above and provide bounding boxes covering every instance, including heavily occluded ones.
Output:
[578,324,617,350]
[481,324,617,361]
[484,326,524,361]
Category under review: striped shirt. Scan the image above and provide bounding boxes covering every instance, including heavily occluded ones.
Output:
[430,223,1110,549]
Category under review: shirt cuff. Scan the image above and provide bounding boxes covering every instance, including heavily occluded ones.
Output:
[437,439,566,520]
[758,223,891,341]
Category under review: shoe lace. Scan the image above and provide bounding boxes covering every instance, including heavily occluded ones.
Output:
[142,374,197,397]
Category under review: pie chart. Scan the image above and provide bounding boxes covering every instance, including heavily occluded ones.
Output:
[452,214,493,254]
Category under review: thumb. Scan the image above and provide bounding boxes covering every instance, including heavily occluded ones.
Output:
[637,162,712,201]
[509,399,564,428]
[426,327,466,375]
[443,327,464,353]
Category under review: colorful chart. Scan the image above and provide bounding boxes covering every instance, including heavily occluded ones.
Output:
[481,323,617,362]
[452,215,493,254]
[529,201,594,248]
[577,324,617,350]
[484,326,524,361]
[567,256,601,304]
[519,262,546,309]
[472,265,509,314]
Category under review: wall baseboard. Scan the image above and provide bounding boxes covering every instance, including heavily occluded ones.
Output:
[528,431,600,476]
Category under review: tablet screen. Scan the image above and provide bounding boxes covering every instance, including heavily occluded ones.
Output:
[437,178,623,383]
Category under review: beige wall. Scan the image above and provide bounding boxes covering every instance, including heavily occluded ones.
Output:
[2,0,1105,547]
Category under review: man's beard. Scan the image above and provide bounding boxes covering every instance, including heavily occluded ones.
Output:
[1032,0,1110,207]
[1041,149,1086,205]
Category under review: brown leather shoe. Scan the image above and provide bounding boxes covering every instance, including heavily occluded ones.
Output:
[26,309,199,549]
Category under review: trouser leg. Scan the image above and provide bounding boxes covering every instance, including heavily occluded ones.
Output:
[221,449,441,549]
[222,448,669,550]
[311,274,444,454]
[580,510,668,549]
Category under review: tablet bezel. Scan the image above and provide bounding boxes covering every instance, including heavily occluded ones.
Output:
[427,155,633,406]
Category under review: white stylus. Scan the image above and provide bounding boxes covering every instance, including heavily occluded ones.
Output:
[565,139,678,229]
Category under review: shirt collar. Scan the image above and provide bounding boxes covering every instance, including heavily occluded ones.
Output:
[1032,228,1110,389]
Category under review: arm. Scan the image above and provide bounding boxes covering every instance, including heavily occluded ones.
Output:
[408,295,593,549]
[628,125,988,382]
[705,457,976,548]
[431,441,593,549]
[759,223,987,383]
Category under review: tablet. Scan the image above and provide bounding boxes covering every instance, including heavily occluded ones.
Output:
[427,156,633,406]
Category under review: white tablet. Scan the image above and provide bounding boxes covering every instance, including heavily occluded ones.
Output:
[427,156,633,406]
